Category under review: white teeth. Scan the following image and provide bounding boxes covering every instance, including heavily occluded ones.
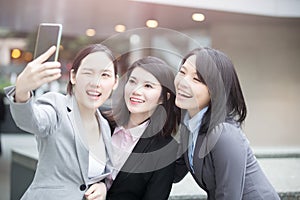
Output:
[87,91,101,96]
[130,97,144,103]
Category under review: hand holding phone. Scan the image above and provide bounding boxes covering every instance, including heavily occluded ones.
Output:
[34,23,62,62]
[15,46,62,102]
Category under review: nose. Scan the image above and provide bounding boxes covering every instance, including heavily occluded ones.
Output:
[177,75,190,89]
[90,76,101,88]
[132,84,143,95]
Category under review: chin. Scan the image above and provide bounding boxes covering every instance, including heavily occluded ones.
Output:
[175,100,184,109]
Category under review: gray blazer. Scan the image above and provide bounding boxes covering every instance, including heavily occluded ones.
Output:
[175,122,280,200]
[5,86,113,200]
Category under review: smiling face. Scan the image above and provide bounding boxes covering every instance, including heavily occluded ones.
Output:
[174,55,210,117]
[70,51,117,112]
[124,67,162,122]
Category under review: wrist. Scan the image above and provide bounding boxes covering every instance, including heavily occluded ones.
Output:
[15,89,31,103]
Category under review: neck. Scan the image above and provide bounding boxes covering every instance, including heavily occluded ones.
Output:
[187,108,200,118]
[126,113,149,129]
[188,105,207,118]
[78,104,97,122]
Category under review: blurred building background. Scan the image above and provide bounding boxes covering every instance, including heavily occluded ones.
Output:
[1,0,299,147]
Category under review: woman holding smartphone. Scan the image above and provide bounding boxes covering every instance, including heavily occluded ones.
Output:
[106,56,180,200]
[5,44,118,200]
[174,47,280,199]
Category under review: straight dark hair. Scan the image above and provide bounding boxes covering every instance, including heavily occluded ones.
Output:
[66,44,117,95]
[181,47,247,134]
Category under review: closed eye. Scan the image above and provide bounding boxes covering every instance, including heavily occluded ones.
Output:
[179,70,185,75]
[193,77,201,82]
[81,68,93,75]
[128,78,136,84]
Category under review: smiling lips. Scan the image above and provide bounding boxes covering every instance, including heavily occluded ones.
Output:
[130,97,145,104]
[177,90,192,98]
[87,90,102,98]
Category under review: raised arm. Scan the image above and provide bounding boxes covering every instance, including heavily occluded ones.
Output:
[15,46,61,102]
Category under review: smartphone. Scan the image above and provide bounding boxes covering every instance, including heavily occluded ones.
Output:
[34,23,62,61]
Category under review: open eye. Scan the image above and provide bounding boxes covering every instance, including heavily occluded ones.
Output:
[144,83,153,89]
[101,72,111,78]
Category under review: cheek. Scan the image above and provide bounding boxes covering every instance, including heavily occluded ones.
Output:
[76,76,90,86]
[72,79,84,90]
[148,91,162,105]
[102,79,116,90]
[124,84,132,98]
[174,76,180,89]
[195,87,210,102]
[205,89,211,103]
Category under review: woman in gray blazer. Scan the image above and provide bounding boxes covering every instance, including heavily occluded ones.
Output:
[5,44,118,200]
[174,47,280,200]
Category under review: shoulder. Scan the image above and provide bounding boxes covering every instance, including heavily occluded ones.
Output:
[37,92,66,102]
[36,92,67,108]
[208,122,249,155]
[97,110,110,128]
[215,122,246,144]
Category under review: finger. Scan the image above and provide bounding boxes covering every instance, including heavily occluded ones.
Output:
[85,192,101,200]
[41,69,62,80]
[32,61,61,79]
[33,46,57,64]
[85,185,96,196]
[39,72,62,85]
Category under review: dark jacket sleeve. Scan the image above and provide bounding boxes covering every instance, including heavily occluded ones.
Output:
[173,134,189,183]
[173,154,189,183]
[211,124,247,200]
[142,162,176,200]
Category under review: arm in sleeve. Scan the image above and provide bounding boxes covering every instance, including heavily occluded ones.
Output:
[5,86,59,137]
[173,130,189,183]
[211,124,247,200]
[142,162,176,200]
[173,154,189,183]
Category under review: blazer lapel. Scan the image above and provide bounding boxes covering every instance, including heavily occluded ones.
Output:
[179,124,192,172]
[112,106,171,184]
[192,133,206,189]
[180,123,207,189]
[66,95,89,183]
[96,110,113,173]
[113,122,155,184]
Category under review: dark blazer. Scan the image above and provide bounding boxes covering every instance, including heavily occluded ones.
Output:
[107,117,179,200]
[175,122,280,200]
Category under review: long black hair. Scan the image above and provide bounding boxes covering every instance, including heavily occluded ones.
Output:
[181,47,247,134]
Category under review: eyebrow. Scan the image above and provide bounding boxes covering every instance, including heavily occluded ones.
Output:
[129,75,160,85]
[180,65,187,70]
[82,67,113,73]
[102,69,113,73]
[81,67,93,71]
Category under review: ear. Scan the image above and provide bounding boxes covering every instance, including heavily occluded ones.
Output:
[112,74,119,90]
[70,69,76,85]
[158,92,170,105]
[167,92,170,100]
